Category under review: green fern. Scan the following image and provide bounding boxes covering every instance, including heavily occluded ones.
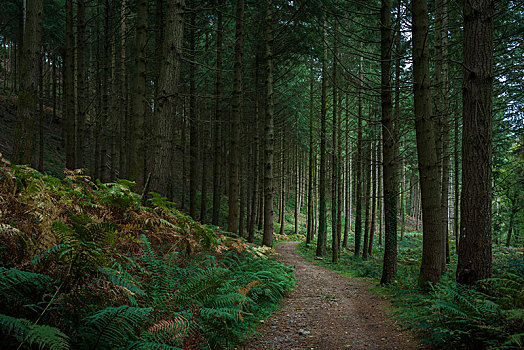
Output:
[0,313,70,350]
[126,341,183,350]
[80,306,152,349]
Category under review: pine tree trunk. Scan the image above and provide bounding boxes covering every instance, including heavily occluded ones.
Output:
[248,53,261,241]
[212,6,223,225]
[38,52,44,171]
[454,114,460,248]
[262,0,275,247]
[128,0,147,190]
[343,93,351,248]
[354,56,363,257]
[64,0,76,169]
[12,0,43,165]
[295,145,300,236]
[228,0,245,232]
[440,1,451,265]
[279,132,285,235]
[457,0,494,286]
[413,0,445,287]
[151,0,185,196]
[331,16,339,263]
[76,0,86,168]
[189,9,198,219]
[306,55,314,246]
[368,136,377,257]
[380,0,397,284]
[363,136,371,260]
[119,0,127,178]
[316,19,328,257]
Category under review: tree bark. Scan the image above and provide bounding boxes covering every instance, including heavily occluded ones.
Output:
[457,0,494,286]
[316,19,328,257]
[363,136,371,260]
[150,0,185,196]
[212,5,223,225]
[413,0,445,288]
[189,8,198,218]
[228,0,245,232]
[129,0,147,191]
[262,0,275,247]
[331,16,339,263]
[76,0,86,168]
[12,0,43,166]
[64,0,76,169]
[306,55,314,246]
[380,0,397,284]
[354,56,363,257]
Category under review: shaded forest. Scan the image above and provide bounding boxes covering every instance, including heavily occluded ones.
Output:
[0,0,523,348]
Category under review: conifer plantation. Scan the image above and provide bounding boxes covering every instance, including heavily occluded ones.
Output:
[0,0,522,348]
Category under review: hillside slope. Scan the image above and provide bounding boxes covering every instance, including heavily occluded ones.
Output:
[0,164,294,349]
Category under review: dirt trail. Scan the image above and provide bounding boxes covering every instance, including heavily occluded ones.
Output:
[245,242,419,350]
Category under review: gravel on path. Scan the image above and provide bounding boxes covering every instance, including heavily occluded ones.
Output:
[245,242,420,350]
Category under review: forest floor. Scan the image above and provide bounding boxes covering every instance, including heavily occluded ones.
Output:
[245,242,420,350]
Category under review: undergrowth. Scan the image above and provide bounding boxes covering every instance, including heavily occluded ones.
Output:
[0,165,294,349]
[298,233,523,349]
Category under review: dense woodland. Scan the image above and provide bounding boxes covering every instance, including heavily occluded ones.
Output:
[0,0,523,349]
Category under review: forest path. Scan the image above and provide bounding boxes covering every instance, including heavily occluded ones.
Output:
[245,242,419,350]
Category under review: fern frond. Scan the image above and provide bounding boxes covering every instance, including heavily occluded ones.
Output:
[0,267,51,297]
[126,341,183,350]
[0,313,70,350]
[81,306,152,348]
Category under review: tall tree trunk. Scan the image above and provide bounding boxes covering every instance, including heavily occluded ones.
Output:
[380,0,397,284]
[119,0,127,178]
[440,1,451,265]
[189,8,198,218]
[38,51,44,171]
[100,0,111,181]
[212,5,223,225]
[228,0,245,232]
[306,55,314,246]
[200,34,211,223]
[279,133,285,235]
[12,0,43,165]
[454,113,460,248]
[262,0,275,247]
[362,136,371,260]
[64,0,76,169]
[129,0,147,190]
[344,93,352,248]
[331,16,339,263]
[248,53,261,241]
[457,0,494,286]
[151,0,185,195]
[316,19,328,257]
[76,0,86,168]
[295,146,300,236]
[239,153,246,236]
[413,0,445,288]
[354,56,363,257]
[368,135,377,257]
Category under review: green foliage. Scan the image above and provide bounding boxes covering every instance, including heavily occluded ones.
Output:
[404,278,524,349]
[0,314,70,350]
[96,180,140,209]
[0,167,294,349]
[80,306,152,348]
